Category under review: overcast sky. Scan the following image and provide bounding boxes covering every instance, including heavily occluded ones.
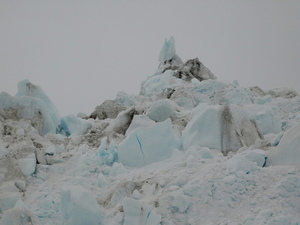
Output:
[1,1,300,116]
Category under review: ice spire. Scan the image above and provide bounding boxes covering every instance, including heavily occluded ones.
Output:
[159,37,176,63]
[158,37,183,68]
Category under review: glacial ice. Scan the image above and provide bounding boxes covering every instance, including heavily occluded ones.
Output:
[125,115,155,136]
[16,79,60,128]
[0,200,41,225]
[171,191,190,213]
[59,115,92,136]
[182,104,262,154]
[60,186,104,225]
[0,192,23,213]
[118,119,181,167]
[97,137,118,166]
[0,37,300,225]
[220,87,253,105]
[0,92,57,135]
[123,197,161,225]
[241,149,267,167]
[159,37,176,63]
[267,124,300,166]
[245,104,282,134]
[18,153,36,176]
[146,99,177,122]
[140,70,176,97]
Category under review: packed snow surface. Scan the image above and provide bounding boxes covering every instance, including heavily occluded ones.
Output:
[0,38,300,224]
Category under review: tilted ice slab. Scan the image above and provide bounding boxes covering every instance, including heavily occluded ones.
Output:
[182,104,263,154]
[118,119,181,167]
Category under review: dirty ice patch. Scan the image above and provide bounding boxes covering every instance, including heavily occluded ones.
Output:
[182,104,262,154]
[118,119,181,167]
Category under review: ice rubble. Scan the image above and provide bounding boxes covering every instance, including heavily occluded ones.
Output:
[0,37,300,224]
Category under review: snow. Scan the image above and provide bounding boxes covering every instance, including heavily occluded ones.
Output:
[0,37,300,224]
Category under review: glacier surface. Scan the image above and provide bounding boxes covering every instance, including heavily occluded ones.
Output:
[0,37,299,225]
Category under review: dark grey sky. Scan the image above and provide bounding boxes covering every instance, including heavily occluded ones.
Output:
[1,1,300,115]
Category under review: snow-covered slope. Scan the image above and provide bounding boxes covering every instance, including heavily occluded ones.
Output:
[0,37,299,225]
